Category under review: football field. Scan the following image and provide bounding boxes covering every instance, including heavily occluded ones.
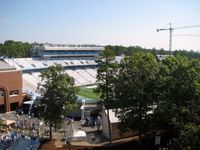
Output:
[78,87,100,100]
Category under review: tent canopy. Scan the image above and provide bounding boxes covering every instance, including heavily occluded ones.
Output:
[2,119,16,125]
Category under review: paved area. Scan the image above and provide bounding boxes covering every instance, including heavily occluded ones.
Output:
[8,137,40,150]
[40,120,138,150]
[1,113,138,149]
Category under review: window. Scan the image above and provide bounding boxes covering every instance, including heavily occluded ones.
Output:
[9,90,19,96]
[0,90,5,97]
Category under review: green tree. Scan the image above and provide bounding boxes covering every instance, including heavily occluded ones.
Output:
[38,65,78,140]
[114,52,159,142]
[105,45,200,59]
[154,56,200,148]
[0,40,32,58]
[96,48,118,105]
[95,48,118,143]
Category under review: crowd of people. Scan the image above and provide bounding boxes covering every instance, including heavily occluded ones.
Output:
[0,131,19,149]
[16,116,39,133]
[0,113,41,149]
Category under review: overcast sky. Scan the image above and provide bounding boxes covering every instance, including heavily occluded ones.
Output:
[0,0,200,51]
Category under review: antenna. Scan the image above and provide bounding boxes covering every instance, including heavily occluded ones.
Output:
[157,23,200,51]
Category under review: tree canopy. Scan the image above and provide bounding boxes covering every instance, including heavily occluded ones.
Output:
[153,56,200,148]
[38,64,78,139]
[96,49,200,148]
[0,40,32,58]
[114,52,159,142]
[1,40,200,59]
[96,47,118,107]
[95,47,118,143]
[106,45,200,59]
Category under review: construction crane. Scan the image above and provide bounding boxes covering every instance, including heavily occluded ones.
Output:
[157,23,200,51]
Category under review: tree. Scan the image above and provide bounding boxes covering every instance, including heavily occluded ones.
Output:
[114,52,159,143]
[96,48,118,105]
[154,56,200,148]
[0,40,32,58]
[95,48,118,143]
[38,64,77,140]
[105,45,200,59]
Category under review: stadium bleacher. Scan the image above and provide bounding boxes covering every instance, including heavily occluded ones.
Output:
[3,43,103,94]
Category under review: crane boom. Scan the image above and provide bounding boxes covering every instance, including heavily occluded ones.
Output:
[157,23,200,51]
[157,23,173,51]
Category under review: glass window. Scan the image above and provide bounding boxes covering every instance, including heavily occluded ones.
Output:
[9,90,19,96]
[0,90,5,97]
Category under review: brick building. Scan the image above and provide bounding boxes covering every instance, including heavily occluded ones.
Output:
[0,61,24,113]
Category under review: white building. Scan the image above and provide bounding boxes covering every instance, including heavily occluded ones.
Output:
[100,109,136,140]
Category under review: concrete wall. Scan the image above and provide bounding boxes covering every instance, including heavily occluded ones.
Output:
[111,123,137,140]
[101,111,137,140]
[101,111,110,139]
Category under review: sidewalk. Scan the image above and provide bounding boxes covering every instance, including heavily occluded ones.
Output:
[70,135,138,147]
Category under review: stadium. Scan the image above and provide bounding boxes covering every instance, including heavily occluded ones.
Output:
[0,43,106,117]
[4,43,104,95]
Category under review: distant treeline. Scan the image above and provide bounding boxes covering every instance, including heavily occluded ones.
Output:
[106,45,200,59]
[0,40,33,58]
[0,40,200,59]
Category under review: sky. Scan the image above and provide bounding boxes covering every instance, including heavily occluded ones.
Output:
[0,0,200,51]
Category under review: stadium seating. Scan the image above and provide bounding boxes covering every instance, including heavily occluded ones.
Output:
[4,55,103,95]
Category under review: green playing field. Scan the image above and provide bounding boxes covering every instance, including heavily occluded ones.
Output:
[77,87,100,100]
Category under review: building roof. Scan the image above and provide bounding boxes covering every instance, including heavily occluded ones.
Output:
[43,45,104,51]
[0,61,16,71]
[103,106,156,124]
[32,44,104,51]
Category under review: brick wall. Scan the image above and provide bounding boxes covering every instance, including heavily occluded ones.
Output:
[0,70,23,112]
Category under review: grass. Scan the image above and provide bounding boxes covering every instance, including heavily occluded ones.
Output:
[77,87,100,100]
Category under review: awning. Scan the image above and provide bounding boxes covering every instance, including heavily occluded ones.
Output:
[24,100,34,105]
[2,120,16,125]
[80,104,97,110]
